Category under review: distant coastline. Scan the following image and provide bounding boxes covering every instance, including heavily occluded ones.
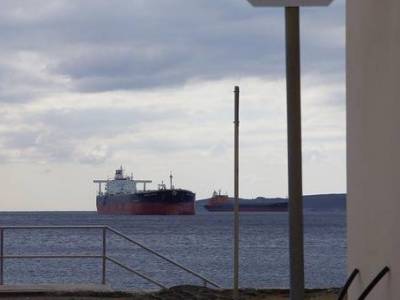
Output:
[196,193,346,212]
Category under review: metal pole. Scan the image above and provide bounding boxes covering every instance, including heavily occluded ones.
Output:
[233,86,240,300]
[285,7,304,300]
[0,229,3,285]
[102,227,106,284]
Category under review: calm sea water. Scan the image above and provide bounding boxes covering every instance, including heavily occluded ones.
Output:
[0,211,346,291]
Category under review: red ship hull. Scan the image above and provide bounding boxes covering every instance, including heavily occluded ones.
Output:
[97,189,195,215]
[97,201,195,215]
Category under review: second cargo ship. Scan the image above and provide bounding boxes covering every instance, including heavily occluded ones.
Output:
[204,191,288,212]
[94,167,195,215]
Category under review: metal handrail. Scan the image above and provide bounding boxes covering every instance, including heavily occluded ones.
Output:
[107,226,221,288]
[0,225,106,229]
[337,268,359,300]
[3,255,103,259]
[0,225,221,289]
[358,266,390,300]
[106,256,166,289]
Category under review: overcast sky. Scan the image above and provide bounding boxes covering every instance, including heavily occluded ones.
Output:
[0,0,345,211]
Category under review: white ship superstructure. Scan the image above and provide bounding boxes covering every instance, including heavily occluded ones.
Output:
[93,167,151,196]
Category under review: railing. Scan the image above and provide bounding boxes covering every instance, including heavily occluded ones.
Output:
[337,268,359,300]
[358,266,389,300]
[0,225,221,289]
[337,267,390,300]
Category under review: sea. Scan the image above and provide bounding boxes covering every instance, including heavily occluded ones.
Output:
[0,211,346,291]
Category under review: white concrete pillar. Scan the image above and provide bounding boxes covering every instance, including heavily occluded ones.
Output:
[347,0,400,299]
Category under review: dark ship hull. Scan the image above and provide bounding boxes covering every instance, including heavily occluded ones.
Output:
[97,189,195,215]
[204,192,288,212]
[205,202,288,212]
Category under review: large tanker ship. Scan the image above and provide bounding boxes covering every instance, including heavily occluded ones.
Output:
[94,167,195,215]
[204,191,288,212]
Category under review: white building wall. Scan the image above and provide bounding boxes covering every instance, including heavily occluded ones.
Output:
[347,0,400,299]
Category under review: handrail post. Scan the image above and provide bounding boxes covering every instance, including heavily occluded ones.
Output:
[0,228,3,285]
[0,225,221,289]
[102,227,106,284]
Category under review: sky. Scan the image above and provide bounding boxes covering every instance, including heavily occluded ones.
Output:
[0,0,345,211]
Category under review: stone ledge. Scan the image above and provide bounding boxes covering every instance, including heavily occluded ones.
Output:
[0,285,340,299]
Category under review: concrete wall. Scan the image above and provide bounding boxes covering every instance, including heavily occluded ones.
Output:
[347,0,400,299]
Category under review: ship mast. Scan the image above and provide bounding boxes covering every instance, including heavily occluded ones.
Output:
[170,172,174,190]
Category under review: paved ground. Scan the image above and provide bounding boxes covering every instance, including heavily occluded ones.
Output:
[0,285,340,299]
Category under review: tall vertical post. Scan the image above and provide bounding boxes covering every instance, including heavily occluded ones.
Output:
[285,7,304,300]
[0,229,3,285]
[102,227,106,284]
[233,86,240,300]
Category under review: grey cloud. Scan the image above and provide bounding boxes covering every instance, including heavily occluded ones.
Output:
[303,147,327,163]
[126,136,208,155]
[0,52,69,103]
[52,47,185,79]
[0,105,188,163]
[2,130,41,149]
[1,129,75,162]
[29,106,183,138]
[0,0,344,98]
[77,144,110,164]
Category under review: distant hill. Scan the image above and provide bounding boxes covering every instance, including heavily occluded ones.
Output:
[196,193,346,212]
[302,194,346,211]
